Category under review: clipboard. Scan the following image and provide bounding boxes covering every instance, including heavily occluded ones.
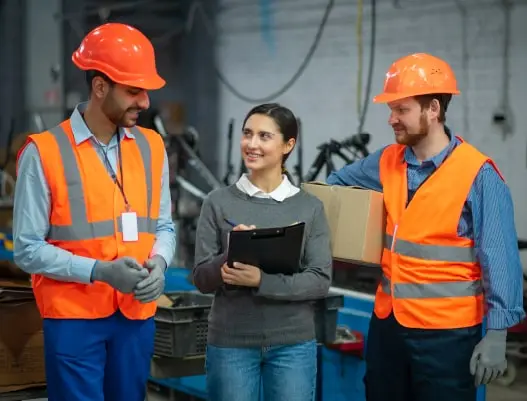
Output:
[227,222,305,277]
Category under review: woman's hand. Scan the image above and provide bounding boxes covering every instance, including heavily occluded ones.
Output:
[221,262,262,287]
[222,223,260,286]
[233,224,256,231]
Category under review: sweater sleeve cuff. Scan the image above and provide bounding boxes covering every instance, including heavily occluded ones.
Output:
[256,271,274,296]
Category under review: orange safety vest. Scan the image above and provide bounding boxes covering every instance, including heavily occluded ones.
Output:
[375,137,503,329]
[16,120,165,320]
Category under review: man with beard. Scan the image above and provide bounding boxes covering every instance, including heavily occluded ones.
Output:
[13,23,175,401]
[327,53,525,401]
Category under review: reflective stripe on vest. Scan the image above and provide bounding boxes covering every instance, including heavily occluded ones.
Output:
[380,274,482,298]
[384,234,476,263]
[382,233,482,299]
[47,125,157,241]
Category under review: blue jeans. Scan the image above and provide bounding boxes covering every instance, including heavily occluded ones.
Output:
[206,340,317,401]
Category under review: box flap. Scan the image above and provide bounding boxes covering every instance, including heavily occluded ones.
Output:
[0,279,32,289]
[156,294,174,308]
[0,301,42,361]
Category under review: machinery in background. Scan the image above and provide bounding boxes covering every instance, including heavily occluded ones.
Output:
[0,112,47,213]
[303,132,371,183]
[222,118,247,185]
[222,119,236,186]
[293,118,304,185]
[0,119,17,208]
[496,240,527,387]
[151,112,223,269]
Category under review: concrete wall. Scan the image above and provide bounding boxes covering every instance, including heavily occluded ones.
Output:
[25,0,63,131]
[215,0,527,241]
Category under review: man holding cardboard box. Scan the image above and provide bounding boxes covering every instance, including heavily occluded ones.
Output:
[327,53,525,401]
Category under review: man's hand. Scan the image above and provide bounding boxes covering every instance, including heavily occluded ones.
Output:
[92,257,149,293]
[469,329,508,386]
[221,262,261,287]
[133,255,167,303]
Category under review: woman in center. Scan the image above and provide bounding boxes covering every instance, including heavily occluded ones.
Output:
[193,103,333,401]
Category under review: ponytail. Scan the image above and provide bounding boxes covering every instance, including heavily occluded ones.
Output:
[281,164,294,182]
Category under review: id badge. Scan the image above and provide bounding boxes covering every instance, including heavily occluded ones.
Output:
[122,212,138,242]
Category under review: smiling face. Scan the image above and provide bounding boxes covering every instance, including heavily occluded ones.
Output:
[240,113,295,173]
[102,84,150,127]
[92,75,150,127]
[387,96,435,146]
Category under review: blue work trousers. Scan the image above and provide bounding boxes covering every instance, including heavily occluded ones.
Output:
[364,312,482,401]
[205,340,317,401]
[43,310,155,401]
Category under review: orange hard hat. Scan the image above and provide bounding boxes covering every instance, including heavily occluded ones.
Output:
[72,23,165,90]
[373,53,460,103]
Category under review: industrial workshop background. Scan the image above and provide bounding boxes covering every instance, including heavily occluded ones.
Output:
[0,0,526,400]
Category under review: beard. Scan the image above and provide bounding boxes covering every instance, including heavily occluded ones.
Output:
[393,113,429,146]
[101,94,140,128]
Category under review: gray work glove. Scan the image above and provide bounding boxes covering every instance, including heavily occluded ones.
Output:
[133,255,166,303]
[92,257,149,294]
[469,329,508,386]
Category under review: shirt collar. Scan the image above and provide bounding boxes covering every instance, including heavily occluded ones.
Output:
[404,126,457,168]
[70,102,136,145]
[236,173,296,202]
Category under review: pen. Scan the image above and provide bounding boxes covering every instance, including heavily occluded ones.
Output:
[224,218,237,227]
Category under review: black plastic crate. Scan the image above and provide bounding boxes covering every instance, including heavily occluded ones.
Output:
[154,292,213,358]
[154,291,344,356]
[314,292,344,344]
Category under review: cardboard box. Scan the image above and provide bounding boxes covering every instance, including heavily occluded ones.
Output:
[302,182,385,265]
[0,281,46,392]
[0,261,30,282]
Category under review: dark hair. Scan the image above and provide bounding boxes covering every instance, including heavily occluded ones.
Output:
[86,70,114,93]
[242,103,298,176]
[415,93,452,123]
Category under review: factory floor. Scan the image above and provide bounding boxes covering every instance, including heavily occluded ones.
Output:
[17,365,527,401]
[487,364,527,401]
[143,381,527,401]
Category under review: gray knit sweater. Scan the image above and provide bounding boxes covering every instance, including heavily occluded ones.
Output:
[192,184,333,348]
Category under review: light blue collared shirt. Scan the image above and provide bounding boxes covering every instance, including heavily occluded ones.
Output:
[13,103,176,284]
[327,127,526,330]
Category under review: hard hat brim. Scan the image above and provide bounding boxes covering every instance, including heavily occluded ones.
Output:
[119,75,166,90]
[72,53,166,90]
[373,89,461,104]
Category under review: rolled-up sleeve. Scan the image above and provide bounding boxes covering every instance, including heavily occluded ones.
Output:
[326,146,386,191]
[149,149,176,267]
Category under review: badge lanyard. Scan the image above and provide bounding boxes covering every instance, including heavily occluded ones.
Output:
[98,133,130,211]
[96,133,138,241]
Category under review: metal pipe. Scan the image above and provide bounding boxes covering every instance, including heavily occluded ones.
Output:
[54,0,180,21]
[500,0,513,138]
[453,0,470,139]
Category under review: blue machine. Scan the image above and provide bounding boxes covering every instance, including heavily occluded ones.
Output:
[151,268,487,401]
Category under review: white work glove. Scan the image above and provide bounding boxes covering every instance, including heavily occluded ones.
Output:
[133,255,167,303]
[469,329,507,386]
